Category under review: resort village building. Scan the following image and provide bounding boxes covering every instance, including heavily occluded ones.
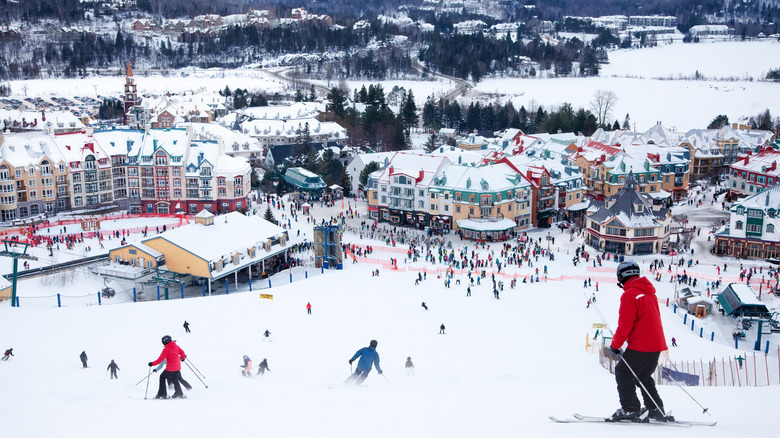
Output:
[586,172,671,255]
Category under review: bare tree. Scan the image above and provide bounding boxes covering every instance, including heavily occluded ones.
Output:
[590,90,617,128]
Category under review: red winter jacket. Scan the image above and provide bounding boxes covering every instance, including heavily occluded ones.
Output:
[152,341,186,371]
[610,276,668,353]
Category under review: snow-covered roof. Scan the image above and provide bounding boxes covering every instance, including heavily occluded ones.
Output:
[93,128,146,157]
[730,150,780,177]
[588,172,668,227]
[376,152,451,187]
[431,162,526,193]
[726,283,764,306]
[731,183,780,212]
[0,131,65,167]
[456,218,517,231]
[143,211,287,267]
[52,131,111,165]
[182,122,262,154]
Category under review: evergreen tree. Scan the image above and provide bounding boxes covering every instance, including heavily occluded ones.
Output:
[612,120,621,130]
[622,114,631,131]
[263,206,277,225]
[359,161,381,189]
[425,132,439,153]
[326,87,347,118]
[401,91,419,134]
[422,95,438,130]
[707,114,730,130]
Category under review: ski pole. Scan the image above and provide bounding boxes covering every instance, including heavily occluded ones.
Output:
[661,351,711,415]
[135,369,154,386]
[185,357,205,378]
[184,360,208,388]
[143,366,152,400]
[589,301,668,418]
[381,374,394,387]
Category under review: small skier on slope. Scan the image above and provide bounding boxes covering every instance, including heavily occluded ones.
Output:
[241,355,253,377]
[148,335,187,399]
[107,360,120,379]
[256,358,271,375]
[346,340,382,385]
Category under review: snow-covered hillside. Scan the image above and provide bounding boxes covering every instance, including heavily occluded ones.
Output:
[1,189,778,437]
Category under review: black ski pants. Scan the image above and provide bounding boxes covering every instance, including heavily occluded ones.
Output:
[157,370,184,397]
[615,349,663,412]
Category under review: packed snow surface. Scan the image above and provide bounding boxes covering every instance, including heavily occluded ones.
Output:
[1,191,778,437]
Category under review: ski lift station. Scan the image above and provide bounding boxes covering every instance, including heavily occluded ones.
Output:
[97,210,307,297]
[718,283,771,319]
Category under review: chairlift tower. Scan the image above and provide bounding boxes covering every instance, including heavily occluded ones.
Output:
[0,240,39,308]
[314,224,342,269]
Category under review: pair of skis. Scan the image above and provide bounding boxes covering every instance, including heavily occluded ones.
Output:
[550,413,716,427]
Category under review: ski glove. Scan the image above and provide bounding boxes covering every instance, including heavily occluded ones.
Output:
[181,357,186,362]
[148,362,154,367]
[349,359,354,365]
[609,347,621,356]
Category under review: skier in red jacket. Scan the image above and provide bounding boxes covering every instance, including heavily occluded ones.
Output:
[148,335,187,399]
[609,261,671,422]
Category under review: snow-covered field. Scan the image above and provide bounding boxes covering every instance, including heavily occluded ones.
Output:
[467,39,780,131]
[601,40,780,80]
[6,68,289,98]
[1,188,779,437]
[470,76,777,131]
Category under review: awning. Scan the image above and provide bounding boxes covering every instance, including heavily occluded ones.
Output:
[648,190,672,200]
[537,211,554,219]
[456,218,517,232]
[566,201,589,211]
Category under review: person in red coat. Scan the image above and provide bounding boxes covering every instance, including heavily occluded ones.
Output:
[148,335,187,399]
[609,261,670,422]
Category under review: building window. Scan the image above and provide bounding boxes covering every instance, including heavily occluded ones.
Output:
[748,210,762,218]
[735,221,743,230]
[455,193,461,202]
[767,224,775,233]
[747,224,761,233]
[455,206,460,213]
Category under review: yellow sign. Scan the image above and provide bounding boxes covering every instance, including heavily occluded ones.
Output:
[592,323,606,329]
[260,294,273,300]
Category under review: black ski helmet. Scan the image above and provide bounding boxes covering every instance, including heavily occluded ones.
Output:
[161,335,172,345]
[370,339,378,348]
[616,261,641,286]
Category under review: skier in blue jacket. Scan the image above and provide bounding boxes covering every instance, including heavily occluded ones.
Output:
[346,339,382,385]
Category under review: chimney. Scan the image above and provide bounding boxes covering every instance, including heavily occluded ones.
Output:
[745,156,749,164]
[772,161,777,171]
[418,169,424,182]
[126,140,132,154]
[388,166,394,175]
[766,193,771,207]
[153,139,158,150]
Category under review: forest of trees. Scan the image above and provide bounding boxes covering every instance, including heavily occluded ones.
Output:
[420,96,602,137]
[2,0,779,81]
